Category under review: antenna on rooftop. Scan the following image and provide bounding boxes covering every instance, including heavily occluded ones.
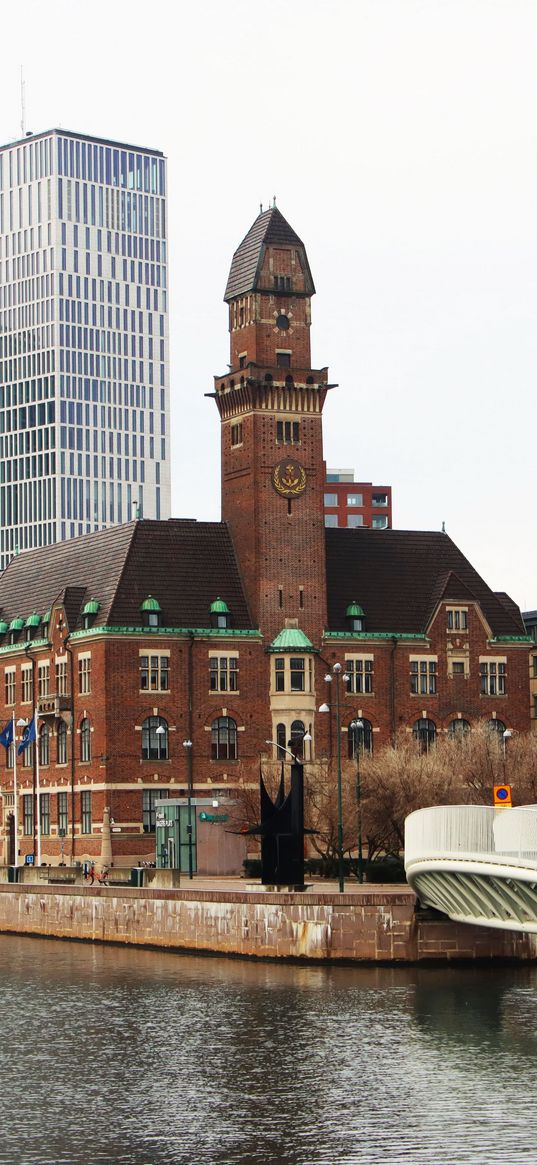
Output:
[20,67,25,137]
[273,195,276,207]
[442,521,446,533]
[259,203,263,214]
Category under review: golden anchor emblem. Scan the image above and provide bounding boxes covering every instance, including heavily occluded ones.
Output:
[272,458,307,497]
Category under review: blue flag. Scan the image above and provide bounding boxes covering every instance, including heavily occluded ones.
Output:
[0,719,13,750]
[17,716,36,755]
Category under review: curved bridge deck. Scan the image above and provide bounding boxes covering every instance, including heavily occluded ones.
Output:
[405,805,537,933]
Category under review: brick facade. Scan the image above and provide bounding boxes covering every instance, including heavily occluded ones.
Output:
[0,207,531,870]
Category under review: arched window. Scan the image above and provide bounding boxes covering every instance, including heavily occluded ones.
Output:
[487,719,506,737]
[348,718,373,758]
[448,719,470,738]
[57,720,67,765]
[39,724,50,766]
[290,719,306,759]
[276,723,286,755]
[141,716,168,761]
[80,717,91,763]
[211,716,237,760]
[412,718,436,753]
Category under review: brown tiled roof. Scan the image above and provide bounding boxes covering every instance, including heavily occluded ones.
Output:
[325,528,525,636]
[0,521,254,632]
[224,207,315,301]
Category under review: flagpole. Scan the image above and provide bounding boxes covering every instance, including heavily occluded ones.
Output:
[35,713,41,867]
[12,712,18,867]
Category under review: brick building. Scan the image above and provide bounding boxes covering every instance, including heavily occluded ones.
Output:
[324,469,392,530]
[0,206,531,870]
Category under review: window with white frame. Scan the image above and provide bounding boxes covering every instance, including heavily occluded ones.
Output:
[447,608,468,631]
[274,656,311,693]
[4,668,15,706]
[55,658,68,696]
[410,657,438,695]
[78,654,91,695]
[21,665,33,705]
[38,662,50,698]
[209,654,239,693]
[345,656,374,694]
[480,659,506,696]
[139,653,169,692]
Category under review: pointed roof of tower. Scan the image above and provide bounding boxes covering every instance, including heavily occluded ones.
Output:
[224,207,315,301]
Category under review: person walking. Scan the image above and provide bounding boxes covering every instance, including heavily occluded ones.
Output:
[89,862,95,885]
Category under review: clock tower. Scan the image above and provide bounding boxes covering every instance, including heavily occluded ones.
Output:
[212,207,332,645]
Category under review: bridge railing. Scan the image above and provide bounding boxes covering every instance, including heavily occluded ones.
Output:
[405,805,537,870]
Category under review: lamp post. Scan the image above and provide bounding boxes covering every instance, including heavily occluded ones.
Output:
[266,734,312,765]
[350,718,364,883]
[183,738,194,879]
[502,728,512,762]
[319,662,349,893]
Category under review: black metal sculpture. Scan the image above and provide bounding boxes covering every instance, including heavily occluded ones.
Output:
[258,758,305,887]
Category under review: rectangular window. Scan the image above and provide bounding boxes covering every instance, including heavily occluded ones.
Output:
[372,493,388,506]
[276,352,291,367]
[40,793,50,836]
[4,669,15,705]
[209,656,239,692]
[324,515,338,528]
[480,660,506,696]
[347,515,363,528]
[23,793,34,836]
[58,791,68,834]
[38,662,50,697]
[139,654,169,691]
[21,665,33,704]
[372,516,388,529]
[346,657,374,694]
[290,657,305,692]
[347,494,363,507]
[275,658,285,692]
[410,658,438,695]
[78,655,91,694]
[143,788,168,833]
[447,608,468,631]
[81,790,92,834]
[451,661,466,676]
[324,493,338,507]
[55,659,68,696]
[230,422,243,447]
[276,420,300,444]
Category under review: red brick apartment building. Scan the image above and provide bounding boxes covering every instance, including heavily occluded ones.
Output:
[0,208,531,870]
[323,469,392,530]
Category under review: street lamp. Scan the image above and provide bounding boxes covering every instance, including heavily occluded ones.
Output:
[502,728,512,761]
[183,739,194,879]
[266,733,312,765]
[350,718,364,883]
[319,662,349,893]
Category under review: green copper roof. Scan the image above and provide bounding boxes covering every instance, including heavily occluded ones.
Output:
[210,598,230,613]
[25,613,41,627]
[268,628,316,653]
[0,622,8,635]
[346,602,365,617]
[9,617,24,631]
[141,595,161,612]
[83,599,101,615]
[42,610,51,624]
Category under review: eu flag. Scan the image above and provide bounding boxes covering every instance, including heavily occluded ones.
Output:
[17,716,36,755]
[0,719,13,750]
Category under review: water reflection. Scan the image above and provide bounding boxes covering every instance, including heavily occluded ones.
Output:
[0,937,536,1164]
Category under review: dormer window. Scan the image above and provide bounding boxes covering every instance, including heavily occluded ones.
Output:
[346,602,365,633]
[141,596,161,628]
[9,617,24,645]
[82,599,100,630]
[25,613,41,641]
[210,598,230,629]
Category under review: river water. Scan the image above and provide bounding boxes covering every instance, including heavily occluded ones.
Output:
[1,936,537,1165]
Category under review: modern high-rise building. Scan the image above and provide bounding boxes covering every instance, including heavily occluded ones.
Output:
[0,128,170,570]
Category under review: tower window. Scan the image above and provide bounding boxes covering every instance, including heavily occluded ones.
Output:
[231,423,243,447]
[276,352,291,368]
[276,420,300,444]
[274,276,291,291]
[276,314,290,330]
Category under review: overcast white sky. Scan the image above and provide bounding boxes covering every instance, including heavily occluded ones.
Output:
[1,0,536,610]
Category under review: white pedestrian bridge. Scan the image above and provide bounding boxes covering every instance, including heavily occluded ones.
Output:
[405,805,537,933]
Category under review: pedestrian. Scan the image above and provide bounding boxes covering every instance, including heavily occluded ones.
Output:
[99,866,109,885]
[89,861,95,885]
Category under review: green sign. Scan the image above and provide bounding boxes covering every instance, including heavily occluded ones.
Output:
[199,811,229,823]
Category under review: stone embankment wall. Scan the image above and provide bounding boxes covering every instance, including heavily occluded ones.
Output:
[0,884,535,962]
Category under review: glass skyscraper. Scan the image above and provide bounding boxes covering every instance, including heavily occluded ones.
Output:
[0,128,170,570]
